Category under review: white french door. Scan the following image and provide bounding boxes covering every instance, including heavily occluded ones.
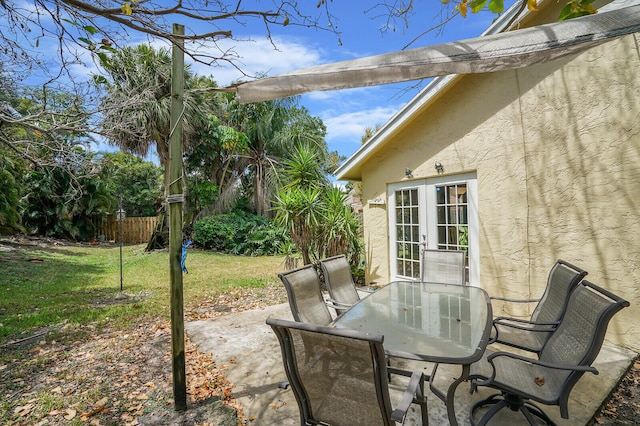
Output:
[388,173,479,285]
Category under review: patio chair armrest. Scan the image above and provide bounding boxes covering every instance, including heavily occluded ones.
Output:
[490,296,541,303]
[490,319,556,352]
[325,298,354,309]
[494,316,559,330]
[391,370,426,423]
[487,351,600,375]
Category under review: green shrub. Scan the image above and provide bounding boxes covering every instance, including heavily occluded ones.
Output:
[193,211,290,256]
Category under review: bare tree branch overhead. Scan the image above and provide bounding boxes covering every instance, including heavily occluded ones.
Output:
[1,0,593,85]
[2,0,594,190]
[0,0,343,80]
[0,0,339,179]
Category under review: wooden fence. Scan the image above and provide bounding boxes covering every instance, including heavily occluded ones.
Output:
[101,216,157,244]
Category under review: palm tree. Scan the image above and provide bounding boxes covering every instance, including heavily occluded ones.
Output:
[280,143,328,191]
[274,185,324,265]
[95,44,220,247]
[226,98,289,216]
[226,100,327,217]
[95,44,218,194]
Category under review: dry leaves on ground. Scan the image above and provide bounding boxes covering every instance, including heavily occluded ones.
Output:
[1,281,288,426]
[1,320,241,426]
[593,358,640,425]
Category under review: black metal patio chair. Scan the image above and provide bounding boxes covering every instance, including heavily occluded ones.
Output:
[319,254,363,316]
[469,280,629,425]
[266,317,430,425]
[276,264,336,390]
[490,259,587,353]
[418,249,467,392]
[278,263,333,325]
[420,249,466,285]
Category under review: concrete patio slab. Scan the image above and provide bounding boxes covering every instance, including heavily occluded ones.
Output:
[186,303,636,425]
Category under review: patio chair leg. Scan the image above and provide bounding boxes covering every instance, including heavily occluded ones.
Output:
[472,396,508,426]
[521,401,556,426]
[469,378,478,394]
[471,392,557,426]
[415,392,429,426]
[417,375,429,426]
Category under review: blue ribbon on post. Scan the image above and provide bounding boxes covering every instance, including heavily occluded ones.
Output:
[181,240,192,273]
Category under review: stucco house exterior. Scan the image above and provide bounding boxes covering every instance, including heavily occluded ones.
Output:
[335,0,640,352]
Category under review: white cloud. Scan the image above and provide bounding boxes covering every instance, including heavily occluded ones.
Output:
[38,32,323,88]
[321,105,398,155]
[65,50,101,81]
[186,36,325,86]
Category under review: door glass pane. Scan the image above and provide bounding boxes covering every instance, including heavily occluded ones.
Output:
[412,243,420,260]
[448,226,458,245]
[448,208,458,224]
[411,225,420,244]
[411,262,419,279]
[393,188,420,279]
[435,183,469,282]
[438,226,446,245]
[436,186,445,204]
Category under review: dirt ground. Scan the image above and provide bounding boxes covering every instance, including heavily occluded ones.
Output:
[1,238,638,425]
[1,265,286,426]
[594,356,640,425]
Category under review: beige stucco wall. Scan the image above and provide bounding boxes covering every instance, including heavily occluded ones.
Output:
[358,33,640,352]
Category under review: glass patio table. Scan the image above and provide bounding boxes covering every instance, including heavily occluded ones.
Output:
[331,281,493,426]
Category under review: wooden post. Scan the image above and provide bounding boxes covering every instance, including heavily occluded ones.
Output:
[169,23,187,412]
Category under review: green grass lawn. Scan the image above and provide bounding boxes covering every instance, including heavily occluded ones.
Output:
[0,241,287,343]
[0,239,289,425]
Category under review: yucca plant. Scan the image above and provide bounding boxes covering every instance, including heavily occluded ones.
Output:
[273,144,362,267]
[274,186,324,265]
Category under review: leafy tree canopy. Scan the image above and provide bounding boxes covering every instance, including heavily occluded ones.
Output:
[98,151,164,217]
[20,149,112,241]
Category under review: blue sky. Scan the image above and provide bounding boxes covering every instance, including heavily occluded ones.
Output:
[183,3,504,163]
[18,1,508,166]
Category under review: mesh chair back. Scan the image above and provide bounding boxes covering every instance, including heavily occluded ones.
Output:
[420,249,466,285]
[319,255,360,315]
[540,279,629,366]
[538,280,629,406]
[470,280,629,423]
[278,264,333,325]
[267,318,394,426]
[530,260,587,324]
